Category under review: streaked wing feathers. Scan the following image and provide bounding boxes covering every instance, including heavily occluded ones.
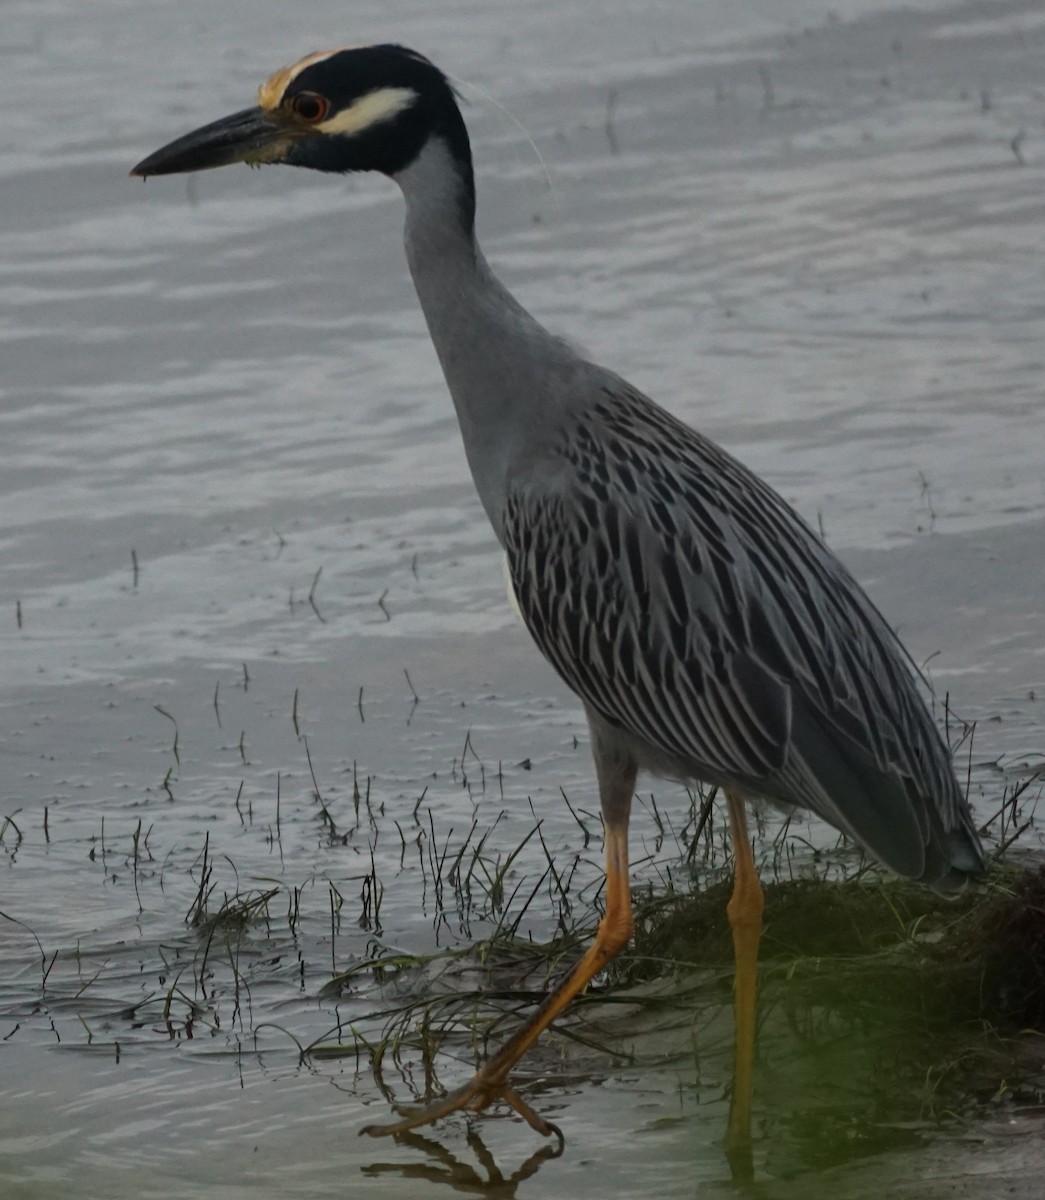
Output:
[503,382,977,876]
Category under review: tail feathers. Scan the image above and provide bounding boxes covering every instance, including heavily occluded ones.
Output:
[787,702,985,893]
[914,805,986,894]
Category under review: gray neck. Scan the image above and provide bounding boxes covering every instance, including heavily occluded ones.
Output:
[394,137,581,542]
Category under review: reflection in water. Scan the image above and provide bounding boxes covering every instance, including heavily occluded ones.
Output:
[362,1128,564,1197]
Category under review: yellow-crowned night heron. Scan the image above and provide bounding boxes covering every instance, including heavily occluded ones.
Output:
[132,44,985,1166]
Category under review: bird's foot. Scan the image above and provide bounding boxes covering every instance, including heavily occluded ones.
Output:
[724,1132,754,1185]
[360,1070,563,1144]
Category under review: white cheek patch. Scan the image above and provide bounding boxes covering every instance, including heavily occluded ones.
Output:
[316,86,418,136]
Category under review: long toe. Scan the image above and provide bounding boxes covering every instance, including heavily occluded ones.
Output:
[360,1073,561,1140]
[360,1079,484,1138]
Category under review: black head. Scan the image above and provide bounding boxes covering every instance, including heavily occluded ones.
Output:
[131,44,473,201]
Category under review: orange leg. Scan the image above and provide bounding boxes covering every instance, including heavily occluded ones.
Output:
[362,754,636,1139]
[723,789,764,1180]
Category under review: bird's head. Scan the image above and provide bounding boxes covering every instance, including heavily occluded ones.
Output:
[130,44,471,185]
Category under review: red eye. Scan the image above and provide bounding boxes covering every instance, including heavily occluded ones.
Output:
[290,92,329,122]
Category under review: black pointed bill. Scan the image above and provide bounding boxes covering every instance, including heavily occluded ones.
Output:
[130,106,298,178]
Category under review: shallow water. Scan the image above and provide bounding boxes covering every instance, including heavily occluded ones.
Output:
[2,0,1044,1196]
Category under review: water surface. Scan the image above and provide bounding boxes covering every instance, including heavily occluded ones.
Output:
[2,1,1044,1196]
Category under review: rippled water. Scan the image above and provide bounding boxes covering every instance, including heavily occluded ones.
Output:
[2,1,1044,1196]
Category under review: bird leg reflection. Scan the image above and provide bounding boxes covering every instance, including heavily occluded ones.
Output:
[723,789,764,1181]
[362,1125,564,1193]
[362,783,635,1140]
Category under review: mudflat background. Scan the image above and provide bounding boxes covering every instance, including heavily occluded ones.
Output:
[1,1,1043,1196]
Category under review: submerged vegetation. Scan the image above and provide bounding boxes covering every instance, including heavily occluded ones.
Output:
[294,770,1045,1145]
[4,714,1042,1168]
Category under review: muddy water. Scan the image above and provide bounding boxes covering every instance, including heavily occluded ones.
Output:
[2,0,1044,1196]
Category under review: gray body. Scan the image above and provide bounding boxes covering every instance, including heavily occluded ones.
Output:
[399,138,983,890]
[129,48,987,1149]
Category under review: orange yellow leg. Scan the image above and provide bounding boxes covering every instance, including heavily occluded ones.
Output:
[723,789,764,1178]
[362,757,636,1138]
